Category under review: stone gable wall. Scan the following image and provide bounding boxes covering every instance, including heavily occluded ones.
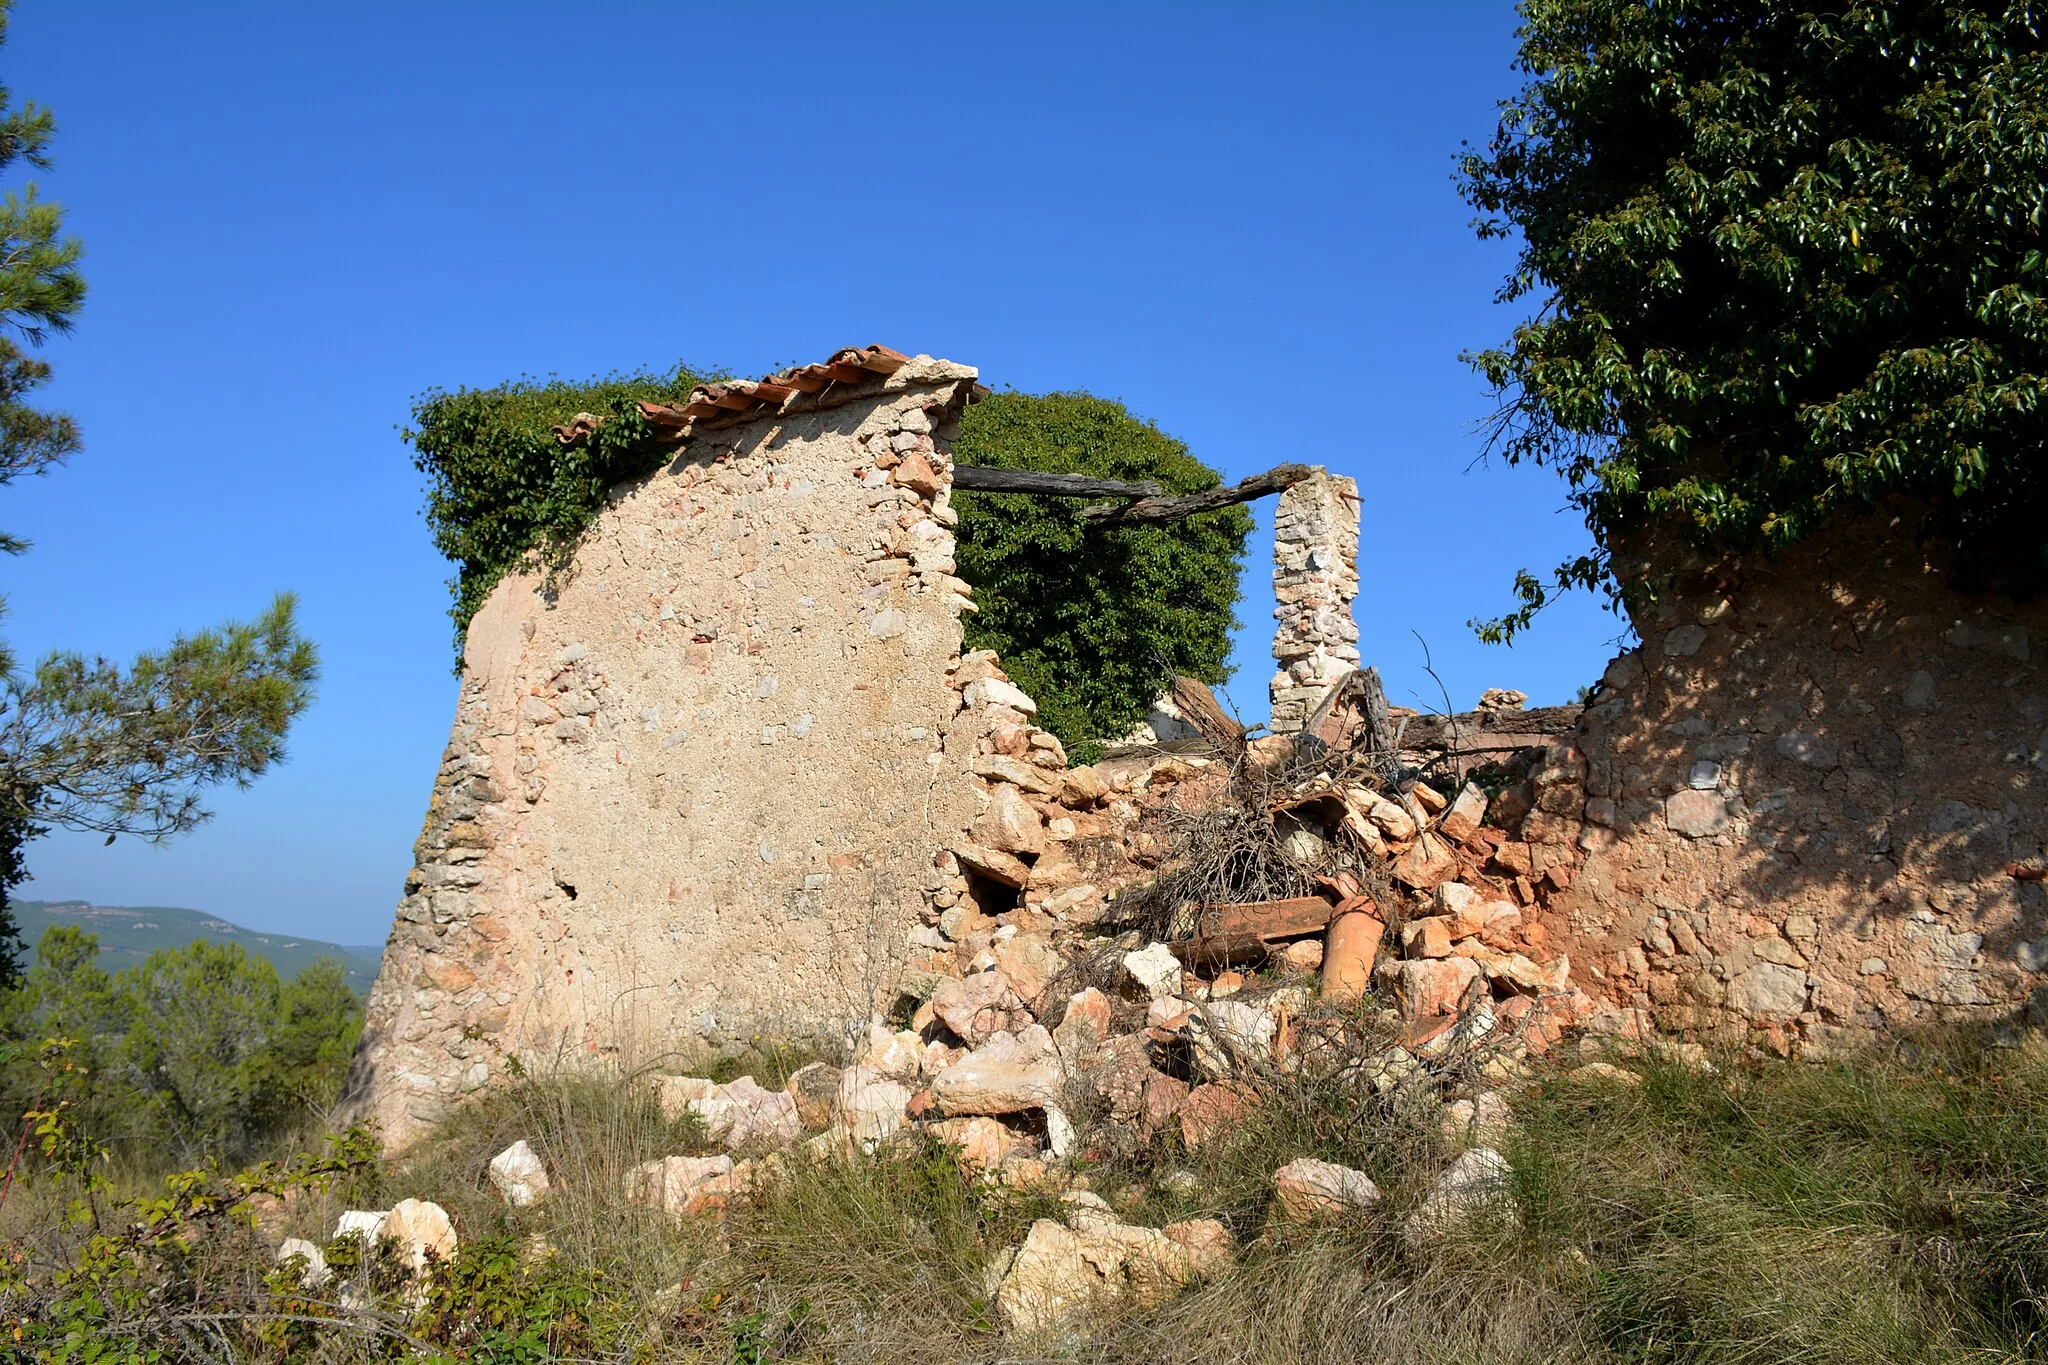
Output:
[1503,519,2048,1051]
[342,359,994,1146]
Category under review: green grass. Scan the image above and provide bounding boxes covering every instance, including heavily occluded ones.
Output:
[6,1026,2046,1362]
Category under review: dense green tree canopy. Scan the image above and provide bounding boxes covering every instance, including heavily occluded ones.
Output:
[0,926,362,1164]
[1462,0,2048,639]
[952,391,1250,752]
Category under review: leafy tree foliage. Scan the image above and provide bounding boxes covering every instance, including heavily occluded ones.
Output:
[0,1,83,528]
[0,598,318,839]
[405,362,713,654]
[1461,0,2048,640]
[952,392,1250,752]
[0,5,318,975]
[0,927,362,1165]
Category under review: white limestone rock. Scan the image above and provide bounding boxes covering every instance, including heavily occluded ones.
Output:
[488,1139,551,1208]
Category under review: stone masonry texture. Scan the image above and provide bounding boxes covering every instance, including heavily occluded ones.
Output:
[1509,517,2048,1052]
[1268,470,1361,734]
[340,357,992,1148]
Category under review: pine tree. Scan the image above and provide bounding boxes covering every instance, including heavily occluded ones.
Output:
[0,1,318,982]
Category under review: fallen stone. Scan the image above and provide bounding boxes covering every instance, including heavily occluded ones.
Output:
[1404,1147,1512,1245]
[834,1065,913,1144]
[709,1075,806,1146]
[1051,987,1115,1064]
[1188,999,1277,1080]
[1441,1090,1514,1146]
[1139,1071,1191,1137]
[929,1115,1036,1170]
[1122,942,1184,999]
[965,678,1040,716]
[1272,1157,1381,1221]
[1061,765,1105,806]
[1356,789,1417,841]
[1146,996,1194,1031]
[953,842,1032,888]
[1567,1062,1644,1087]
[1486,952,1571,995]
[382,1198,458,1275]
[1396,957,1482,1019]
[975,783,1046,855]
[932,1027,1063,1116]
[647,1074,719,1121]
[487,1140,550,1208]
[1439,783,1490,842]
[333,1208,389,1243]
[993,932,1064,1010]
[1038,883,1106,922]
[1278,939,1325,974]
[625,1155,738,1218]
[1178,1081,1253,1149]
[1391,831,1460,890]
[995,1202,1232,1337]
[275,1237,329,1288]
[859,1022,930,1081]
[1401,916,1455,959]
[931,971,1032,1044]
[1081,1034,1156,1122]
[784,1062,843,1131]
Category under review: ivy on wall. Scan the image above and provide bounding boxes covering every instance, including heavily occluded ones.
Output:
[405,363,713,655]
[406,374,1250,753]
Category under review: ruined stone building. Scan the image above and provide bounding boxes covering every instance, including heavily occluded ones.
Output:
[344,342,2047,1147]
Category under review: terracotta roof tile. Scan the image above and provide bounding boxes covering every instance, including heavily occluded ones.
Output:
[554,344,947,448]
[662,343,910,422]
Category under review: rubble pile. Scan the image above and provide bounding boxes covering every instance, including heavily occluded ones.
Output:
[583,668,1630,1332]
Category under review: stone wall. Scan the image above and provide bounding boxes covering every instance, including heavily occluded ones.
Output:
[1490,518,2048,1051]
[342,356,996,1147]
[1268,471,1361,735]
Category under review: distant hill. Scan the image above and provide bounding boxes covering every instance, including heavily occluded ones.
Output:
[10,900,384,995]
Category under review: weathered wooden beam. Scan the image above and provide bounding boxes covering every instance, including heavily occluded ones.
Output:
[1294,666,1398,778]
[1076,463,1317,526]
[1167,675,1248,764]
[1169,894,1339,969]
[950,466,1163,499]
[1399,704,1584,748]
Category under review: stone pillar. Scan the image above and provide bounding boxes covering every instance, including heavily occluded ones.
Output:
[1268,469,1360,734]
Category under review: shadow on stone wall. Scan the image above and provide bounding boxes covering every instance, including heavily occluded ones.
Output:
[1531,515,2046,1050]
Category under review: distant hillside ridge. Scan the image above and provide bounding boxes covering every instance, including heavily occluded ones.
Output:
[11,901,383,995]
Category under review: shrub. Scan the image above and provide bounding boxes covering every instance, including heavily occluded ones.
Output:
[1461,1,2048,639]
[953,391,1251,753]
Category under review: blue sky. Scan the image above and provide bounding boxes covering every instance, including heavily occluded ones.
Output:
[3,2,1625,946]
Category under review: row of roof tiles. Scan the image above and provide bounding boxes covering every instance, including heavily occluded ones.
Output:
[553,344,918,447]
